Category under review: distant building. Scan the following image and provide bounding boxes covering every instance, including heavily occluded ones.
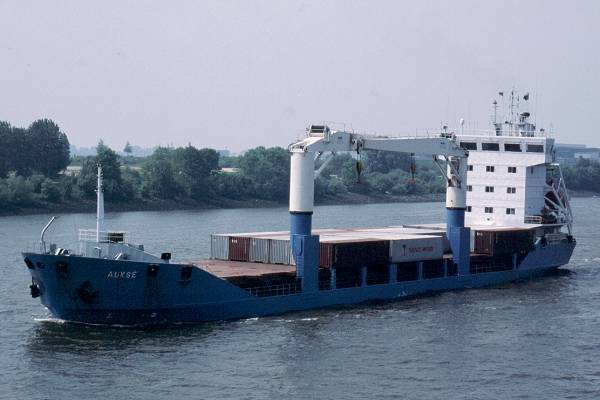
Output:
[573,152,600,160]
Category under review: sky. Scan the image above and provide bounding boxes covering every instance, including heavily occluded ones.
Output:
[1,0,599,152]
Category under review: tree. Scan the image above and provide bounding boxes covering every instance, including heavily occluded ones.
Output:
[7,127,32,176]
[78,141,124,200]
[27,119,70,177]
[0,121,11,178]
[364,150,411,174]
[41,178,62,202]
[123,141,133,156]
[238,147,290,201]
[173,146,219,199]
[142,147,182,199]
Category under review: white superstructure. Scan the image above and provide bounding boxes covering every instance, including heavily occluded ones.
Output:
[457,91,573,232]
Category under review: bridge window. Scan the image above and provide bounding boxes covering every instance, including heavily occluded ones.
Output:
[485,186,494,193]
[468,165,473,171]
[466,206,472,212]
[504,143,522,152]
[506,208,516,215]
[467,185,472,192]
[460,142,477,150]
[486,165,495,172]
[482,143,500,151]
[527,144,544,153]
[485,207,494,214]
[507,187,516,194]
[508,166,517,173]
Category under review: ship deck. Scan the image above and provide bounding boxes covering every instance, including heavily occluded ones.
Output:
[193,259,296,278]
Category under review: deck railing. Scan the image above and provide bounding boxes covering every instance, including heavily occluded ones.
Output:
[78,229,130,243]
[524,215,543,224]
[246,282,301,297]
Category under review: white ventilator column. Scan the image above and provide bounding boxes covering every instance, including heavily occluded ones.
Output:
[445,157,468,226]
[289,150,315,237]
[96,166,104,242]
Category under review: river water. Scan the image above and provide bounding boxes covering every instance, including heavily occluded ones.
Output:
[1,199,599,399]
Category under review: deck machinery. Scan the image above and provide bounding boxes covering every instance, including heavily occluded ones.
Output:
[288,126,470,292]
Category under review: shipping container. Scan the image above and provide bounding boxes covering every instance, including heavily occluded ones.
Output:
[210,234,229,260]
[389,235,444,263]
[366,264,390,285]
[270,239,293,265]
[397,262,419,281]
[334,266,363,288]
[473,229,534,256]
[249,238,270,263]
[319,240,389,269]
[422,259,445,279]
[229,236,251,261]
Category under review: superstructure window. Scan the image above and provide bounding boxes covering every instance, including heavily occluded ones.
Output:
[486,165,495,172]
[466,206,472,212]
[508,166,517,173]
[460,142,477,150]
[485,207,494,214]
[507,187,516,194]
[467,185,472,192]
[504,143,522,152]
[527,144,544,153]
[506,208,515,215]
[485,186,494,193]
[468,165,473,171]
[482,143,500,151]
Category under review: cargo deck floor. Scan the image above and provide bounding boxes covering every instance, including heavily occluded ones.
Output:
[193,259,296,278]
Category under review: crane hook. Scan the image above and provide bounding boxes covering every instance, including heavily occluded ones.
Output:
[356,148,363,184]
[409,153,416,183]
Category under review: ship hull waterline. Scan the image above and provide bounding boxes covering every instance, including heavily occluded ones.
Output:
[23,242,575,326]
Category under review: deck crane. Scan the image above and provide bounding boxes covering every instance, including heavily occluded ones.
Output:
[288,125,471,291]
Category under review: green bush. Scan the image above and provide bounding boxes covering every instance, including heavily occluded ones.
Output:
[41,179,62,202]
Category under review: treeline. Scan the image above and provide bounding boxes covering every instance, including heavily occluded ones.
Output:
[562,158,600,192]
[0,118,294,210]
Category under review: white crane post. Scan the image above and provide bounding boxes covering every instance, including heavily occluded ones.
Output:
[445,156,468,228]
[289,150,315,237]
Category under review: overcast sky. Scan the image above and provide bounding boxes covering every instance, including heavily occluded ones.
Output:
[1,1,599,152]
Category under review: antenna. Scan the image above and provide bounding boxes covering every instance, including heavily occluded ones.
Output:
[493,100,498,124]
[510,90,515,125]
[96,165,104,242]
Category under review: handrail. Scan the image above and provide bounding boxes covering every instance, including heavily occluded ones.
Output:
[78,229,130,243]
[245,282,301,297]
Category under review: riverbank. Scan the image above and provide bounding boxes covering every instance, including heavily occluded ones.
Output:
[1,190,594,217]
[0,192,447,217]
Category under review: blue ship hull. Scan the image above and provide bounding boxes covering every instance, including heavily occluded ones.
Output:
[23,240,575,326]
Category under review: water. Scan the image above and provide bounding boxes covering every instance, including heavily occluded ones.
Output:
[1,199,600,399]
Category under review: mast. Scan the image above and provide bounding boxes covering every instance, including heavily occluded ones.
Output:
[96,165,104,242]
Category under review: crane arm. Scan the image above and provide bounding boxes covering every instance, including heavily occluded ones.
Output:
[290,125,467,159]
[288,124,469,217]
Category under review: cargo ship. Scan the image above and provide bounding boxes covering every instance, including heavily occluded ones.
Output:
[23,93,576,325]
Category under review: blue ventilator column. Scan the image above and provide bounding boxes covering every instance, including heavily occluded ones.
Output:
[289,150,319,292]
[445,157,471,276]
